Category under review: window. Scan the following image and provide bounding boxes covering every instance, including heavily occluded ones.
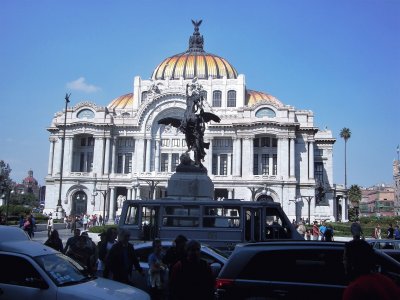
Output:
[161,139,170,147]
[315,162,324,183]
[255,107,276,118]
[161,153,169,172]
[261,137,270,147]
[272,138,277,147]
[117,153,132,174]
[172,139,180,147]
[77,109,95,119]
[141,91,148,102]
[262,154,269,175]
[253,154,259,175]
[172,153,180,172]
[220,154,228,175]
[212,90,222,107]
[162,205,200,227]
[124,206,139,225]
[124,153,132,174]
[81,138,86,146]
[88,137,94,146]
[227,90,236,107]
[0,254,44,287]
[212,154,218,175]
[203,206,240,228]
[254,138,259,147]
[315,148,324,156]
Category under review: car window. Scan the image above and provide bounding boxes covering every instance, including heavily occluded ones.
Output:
[34,253,89,286]
[0,254,43,287]
[239,249,347,285]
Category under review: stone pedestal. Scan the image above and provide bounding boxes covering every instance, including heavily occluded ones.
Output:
[167,169,214,201]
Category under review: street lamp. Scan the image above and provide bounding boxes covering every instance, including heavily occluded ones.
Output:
[132,178,140,200]
[56,93,70,219]
[298,195,314,225]
[135,178,160,200]
[93,176,110,225]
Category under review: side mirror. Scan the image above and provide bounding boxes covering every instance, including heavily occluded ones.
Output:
[210,262,222,277]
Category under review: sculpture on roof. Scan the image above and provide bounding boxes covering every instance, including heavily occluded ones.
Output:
[189,19,204,51]
[158,77,220,171]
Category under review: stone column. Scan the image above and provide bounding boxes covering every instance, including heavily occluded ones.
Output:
[269,155,273,176]
[242,137,254,178]
[145,139,152,172]
[135,139,145,172]
[233,138,241,176]
[227,153,232,175]
[207,139,213,173]
[110,138,117,174]
[104,137,111,175]
[277,137,289,179]
[290,138,295,178]
[308,141,314,179]
[109,187,116,223]
[54,138,61,175]
[48,138,56,175]
[127,188,133,200]
[341,197,346,222]
[228,189,233,199]
[93,137,103,175]
[168,153,172,172]
[154,139,160,172]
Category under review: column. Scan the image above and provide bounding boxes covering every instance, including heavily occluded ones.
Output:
[110,138,117,174]
[228,189,233,199]
[341,197,346,222]
[93,137,103,175]
[145,139,151,172]
[308,141,314,179]
[168,153,172,172]
[104,138,111,175]
[109,187,116,223]
[268,155,273,176]
[48,138,55,175]
[290,138,295,178]
[135,139,145,172]
[53,138,61,175]
[227,153,232,175]
[128,188,133,200]
[63,137,72,174]
[242,137,253,177]
[233,138,241,176]
[154,139,160,172]
[207,139,213,173]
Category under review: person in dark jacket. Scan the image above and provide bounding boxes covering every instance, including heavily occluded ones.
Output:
[350,219,363,240]
[170,240,214,300]
[105,229,143,284]
[44,229,64,252]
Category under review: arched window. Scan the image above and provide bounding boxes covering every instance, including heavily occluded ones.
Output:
[141,91,148,102]
[255,107,276,118]
[212,90,222,107]
[227,90,236,107]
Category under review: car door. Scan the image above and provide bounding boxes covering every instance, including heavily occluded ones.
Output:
[234,248,347,300]
[0,253,57,300]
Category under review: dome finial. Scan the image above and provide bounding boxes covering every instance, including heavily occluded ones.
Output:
[188,19,204,52]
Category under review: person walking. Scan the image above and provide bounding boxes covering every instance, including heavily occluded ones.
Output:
[394,225,400,240]
[374,224,381,239]
[47,216,53,237]
[323,224,334,242]
[170,240,214,300]
[98,227,118,278]
[148,239,167,300]
[342,239,400,299]
[105,229,144,284]
[44,229,64,252]
[350,219,364,240]
[312,221,320,241]
[64,228,81,254]
[387,224,394,239]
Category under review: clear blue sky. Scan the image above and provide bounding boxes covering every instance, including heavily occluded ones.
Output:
[1,0,399,188]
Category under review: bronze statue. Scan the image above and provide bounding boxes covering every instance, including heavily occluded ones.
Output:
[158,78,220,170]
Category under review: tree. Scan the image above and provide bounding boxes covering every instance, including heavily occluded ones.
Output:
[348,184,362,205]
[0,160,12,187]
[340,128,351,188]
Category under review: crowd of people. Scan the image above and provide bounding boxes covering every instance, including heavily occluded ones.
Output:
[293,219,335,241]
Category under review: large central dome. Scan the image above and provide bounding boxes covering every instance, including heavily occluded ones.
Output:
[151,20,238,80]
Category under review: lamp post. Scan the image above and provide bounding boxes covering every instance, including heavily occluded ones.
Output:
[135,178,160,200]
[56,93,70,219]
[132,178,140,200]
[93,175,110,225]
[298,195,313,225]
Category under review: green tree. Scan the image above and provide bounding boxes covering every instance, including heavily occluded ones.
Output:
[0,160,12,189]
[348,184,362,205]
[340,128,351,188]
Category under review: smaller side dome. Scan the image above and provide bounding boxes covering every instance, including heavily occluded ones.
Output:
[246,90,283,108]
[108,93,133,109]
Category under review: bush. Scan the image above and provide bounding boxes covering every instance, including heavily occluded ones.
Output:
[88,225,117,234]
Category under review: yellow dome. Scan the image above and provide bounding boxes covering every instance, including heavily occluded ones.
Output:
[108,93,133,109]
[246,90,283,107]
[151,20,238,80]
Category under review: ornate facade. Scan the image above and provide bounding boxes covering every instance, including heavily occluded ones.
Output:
[45,22,345,222]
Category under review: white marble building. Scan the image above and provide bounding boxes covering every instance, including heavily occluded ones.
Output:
[45,22,347,222]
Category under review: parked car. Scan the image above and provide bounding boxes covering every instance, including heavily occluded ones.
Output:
[367,239,400,263]
[131,240,228,291]
[0,225,30,242]
[215,241,400,300]
[0,237,150,300]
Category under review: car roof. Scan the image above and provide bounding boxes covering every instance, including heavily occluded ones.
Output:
[236,241,346,249]
[0,240,58,257]
[0,225,31,242]
[368,239,400,243]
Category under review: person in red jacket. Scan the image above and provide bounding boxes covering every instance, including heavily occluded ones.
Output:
[342,239,400,300]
